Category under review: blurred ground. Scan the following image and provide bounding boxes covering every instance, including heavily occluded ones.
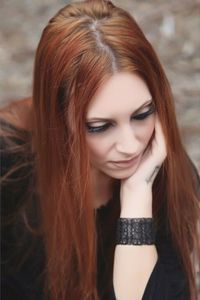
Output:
[0,0,200,174]
[0,0,200,293]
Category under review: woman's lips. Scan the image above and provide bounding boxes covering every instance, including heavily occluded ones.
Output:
[111,155,141,168]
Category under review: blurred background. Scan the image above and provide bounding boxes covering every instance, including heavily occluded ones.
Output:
[0,0,200,292]
[0,0,200,175]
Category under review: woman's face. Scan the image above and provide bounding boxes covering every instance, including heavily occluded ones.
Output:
[85,72,156,179]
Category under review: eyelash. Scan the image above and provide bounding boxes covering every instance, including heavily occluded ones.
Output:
[86,104,156,133]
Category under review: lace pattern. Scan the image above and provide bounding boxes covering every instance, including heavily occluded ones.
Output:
[116,218,156,245]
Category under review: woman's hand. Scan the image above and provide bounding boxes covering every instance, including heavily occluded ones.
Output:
[120,115,167,217]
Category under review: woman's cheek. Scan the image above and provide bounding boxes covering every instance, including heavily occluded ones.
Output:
[137,117,155,146]
[86,137,108,161]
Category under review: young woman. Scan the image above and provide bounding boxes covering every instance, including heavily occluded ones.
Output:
[1,0,200,299]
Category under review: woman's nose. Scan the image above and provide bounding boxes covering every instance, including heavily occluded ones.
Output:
[115,126,140,156]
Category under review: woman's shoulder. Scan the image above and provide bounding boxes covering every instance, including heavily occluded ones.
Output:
[0,114,33,176]
[1,108,44,290]
[0,97,33,131]
[0,111,35,217]
[0,99,33,159]
[0,98,34,162]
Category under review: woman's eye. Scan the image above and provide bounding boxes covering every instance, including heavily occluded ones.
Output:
[133,104,156,121]
[86,123,111,133]
[86,104,156,133]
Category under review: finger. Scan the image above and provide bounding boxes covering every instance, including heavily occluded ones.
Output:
[154,115,167,158]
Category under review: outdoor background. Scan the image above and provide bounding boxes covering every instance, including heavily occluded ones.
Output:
[0,0,200,293]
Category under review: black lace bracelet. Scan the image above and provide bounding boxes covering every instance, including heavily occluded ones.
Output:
[116,218,156,245]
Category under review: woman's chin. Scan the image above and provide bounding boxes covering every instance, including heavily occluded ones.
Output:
[105,161,141,180]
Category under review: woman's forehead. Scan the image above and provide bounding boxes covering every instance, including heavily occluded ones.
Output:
[86,72,152,120]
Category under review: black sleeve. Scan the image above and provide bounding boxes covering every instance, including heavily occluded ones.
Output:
[109,227,190,300]
[1,121,44,300]
[141,228,190,300]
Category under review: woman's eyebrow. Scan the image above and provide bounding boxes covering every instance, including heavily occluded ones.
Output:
[86,98,153,122]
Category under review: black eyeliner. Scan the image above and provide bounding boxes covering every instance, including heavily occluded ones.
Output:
[133,104,155,120]
[86,122,111,133]
[86,103,156,133]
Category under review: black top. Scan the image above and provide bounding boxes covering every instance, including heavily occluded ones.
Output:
[1,119,196,300]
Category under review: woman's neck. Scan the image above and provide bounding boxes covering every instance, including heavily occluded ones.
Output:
[91,168,116,209]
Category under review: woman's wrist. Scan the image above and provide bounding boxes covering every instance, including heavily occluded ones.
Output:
[120,185,153,218]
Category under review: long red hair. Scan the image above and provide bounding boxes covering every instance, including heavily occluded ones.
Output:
[1,0,200,299]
